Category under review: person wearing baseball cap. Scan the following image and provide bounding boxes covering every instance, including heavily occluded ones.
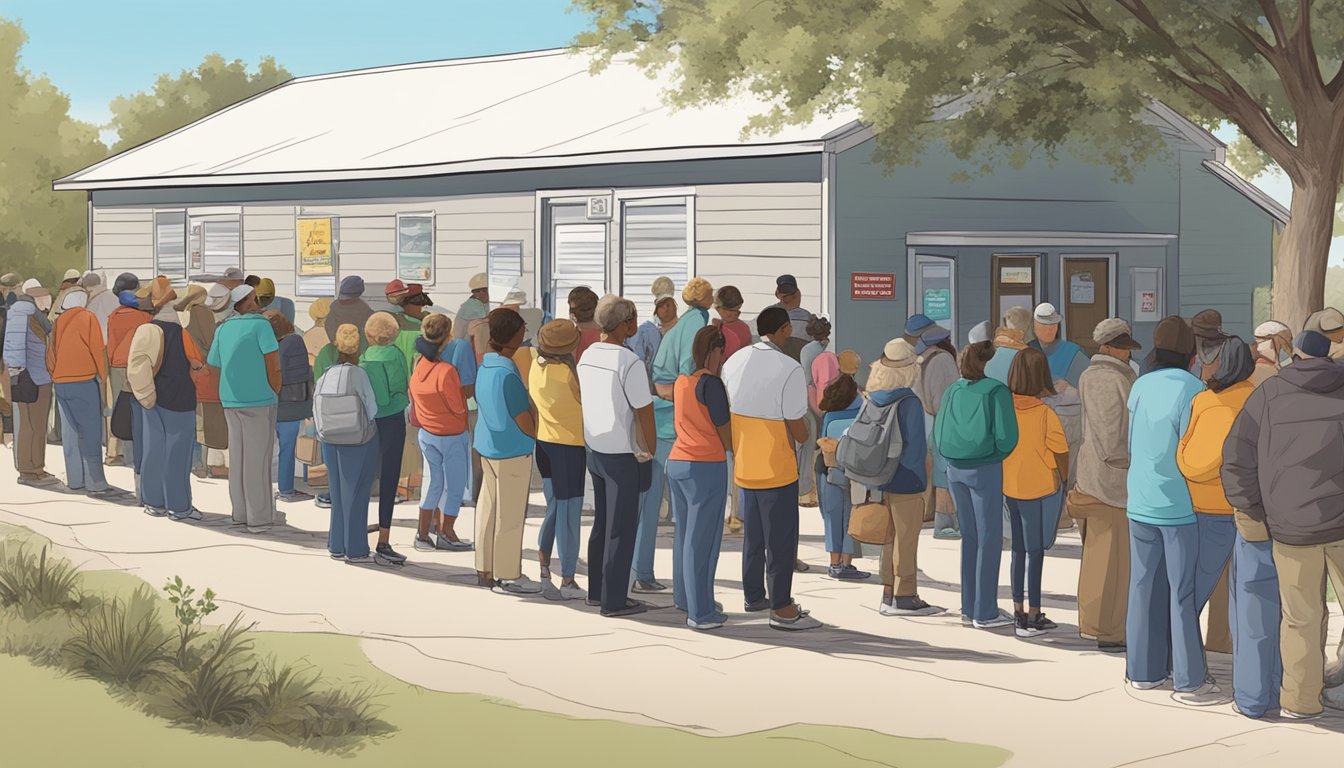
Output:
[1028,302,1088,391]
[325,275,373,351]
[1250,320,1293,387]
[48,268,84,324]
[913,319,962,540]
[1125,315,1220,703]
[1304,307,1344,361]
[219,267,246,290]
[254,277,296,324]
[1070,317,1141,653]
[769,274,813,361]
[453,272,490,342]
[628,276,678,387]
[0,272,19,307]
[208,279,283,533]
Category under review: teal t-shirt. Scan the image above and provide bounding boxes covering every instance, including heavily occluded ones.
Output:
[1125,367,1205,527]
[473,352,534,460]
[207,313,280,409]
[650,307,708,441]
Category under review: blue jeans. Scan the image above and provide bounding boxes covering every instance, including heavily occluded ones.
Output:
[54,379,108,492]
[947,463,1004,622]
[419,429,470,520]
[818,467,856,555]
[1195,513,1235,611]
[275,420,302,494]
[668,459,728,624]
[141,406,195,513]
[323,440,378,558]
[634,437,674,582]
[1126,520,1206,691]
[536,441,585,579]
[1006,496,1048,608]
[1230,532,1282,718]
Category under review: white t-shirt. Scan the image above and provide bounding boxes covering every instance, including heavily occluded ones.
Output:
[721,341,808,421]
[577,341,654,455]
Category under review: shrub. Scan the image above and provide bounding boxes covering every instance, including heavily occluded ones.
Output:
[253,658,319,735]
[65,586,172,687]
[163,576,219,667]
[303,684,389,743]
[167,615,258,726]
[0,542,83,618]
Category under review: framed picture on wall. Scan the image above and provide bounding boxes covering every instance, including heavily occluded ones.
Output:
[396,213,435,283]
[1132,267,1163,322]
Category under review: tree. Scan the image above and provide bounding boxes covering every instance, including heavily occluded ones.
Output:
[575,1,1344,329]
[0,18,105,291]
[107,54,291,154]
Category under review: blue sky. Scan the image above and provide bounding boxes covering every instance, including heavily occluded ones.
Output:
[5,0,1336,261]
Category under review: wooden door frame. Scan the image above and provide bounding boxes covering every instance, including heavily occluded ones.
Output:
[1058,253,1117,344]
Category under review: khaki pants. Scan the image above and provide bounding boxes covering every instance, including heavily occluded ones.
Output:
[476,454,531,580]
[1273,538,1344,715]
[1070,490,1129,644]
[14,382,52,475]
[879,492,925,597]
[107,367,128,461]
[1205,563,1232,653]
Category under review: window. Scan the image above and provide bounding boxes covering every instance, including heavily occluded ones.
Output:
[396,213,434,283]
[182,214,243,283]
[544,201,607,317]
[487,240,523,290]
[621,198,691,322]
[155,211,187,283]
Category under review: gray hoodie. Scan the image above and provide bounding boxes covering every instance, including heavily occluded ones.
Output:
[1222,357,1344,546]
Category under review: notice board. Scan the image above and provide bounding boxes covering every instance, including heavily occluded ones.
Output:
[851,272,896,300]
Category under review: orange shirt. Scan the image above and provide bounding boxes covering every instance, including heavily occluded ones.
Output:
[1003,394,1068,500]
[575,324,602,363]
[669,371,728,463]
[410,356,468,436]
[1177,380,1255,514]
[47,307,108,384]
[107,306,150,368]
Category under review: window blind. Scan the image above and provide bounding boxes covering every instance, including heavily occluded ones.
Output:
[155,211,187,283]
[621,199,689,322]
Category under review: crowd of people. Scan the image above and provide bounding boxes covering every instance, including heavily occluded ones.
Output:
[4,265,1344,719]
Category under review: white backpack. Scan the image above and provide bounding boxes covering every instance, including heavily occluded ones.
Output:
[313,364,377,446]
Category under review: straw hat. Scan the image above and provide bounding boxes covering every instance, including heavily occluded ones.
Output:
[173,284,207,312]
[538,319,580,356]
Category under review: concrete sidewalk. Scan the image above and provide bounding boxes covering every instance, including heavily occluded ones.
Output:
[2,442,1343,767]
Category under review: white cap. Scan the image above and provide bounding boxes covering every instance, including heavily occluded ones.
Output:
[229,285,255,305]
[502,288,527,306]
[61,289,88,310]
[468,272,488,291]
[1033,302,1062,325]
[967,320,992,345]
[1254,320,1291,338]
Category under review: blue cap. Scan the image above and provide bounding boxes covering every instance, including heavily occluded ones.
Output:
[118,290,140,308]
[905,314,935,335]
[1294,330,1332,359]
[338,275,365,297]
[916,325,951,353]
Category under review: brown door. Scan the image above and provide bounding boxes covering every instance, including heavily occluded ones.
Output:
[1062,257,1112,356]
[991,255,1039,328]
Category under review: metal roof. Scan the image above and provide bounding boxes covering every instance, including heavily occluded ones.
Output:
[55,48,863,191]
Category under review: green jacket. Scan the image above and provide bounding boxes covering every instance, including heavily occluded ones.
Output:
[933,377,1019,469]
[360,344,410,418]
[313,344,338,383]
[394,312,422,380]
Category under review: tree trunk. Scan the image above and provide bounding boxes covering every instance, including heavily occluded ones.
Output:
[1272,174,1339,332]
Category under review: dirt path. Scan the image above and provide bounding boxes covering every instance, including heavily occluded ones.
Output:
[3,443,1343,766]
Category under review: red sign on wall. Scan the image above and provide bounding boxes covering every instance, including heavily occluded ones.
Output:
[850,272,896,300]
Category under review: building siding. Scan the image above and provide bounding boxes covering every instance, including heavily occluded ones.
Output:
[90,207,154,276]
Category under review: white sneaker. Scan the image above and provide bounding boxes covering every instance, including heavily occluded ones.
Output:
[143,506,168,518]
[770,612,822,631]
[169,507,203,522]
[1129,677,1170,691]
[688,618,725,631]
[493,575,543,595]
[1172,681,1226,707]
[972,610,1015,629]
[558,583,587,601]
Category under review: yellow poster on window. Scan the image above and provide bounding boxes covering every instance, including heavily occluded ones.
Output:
[298,218,334,276]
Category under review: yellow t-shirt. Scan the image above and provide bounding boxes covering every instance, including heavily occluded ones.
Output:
[1003,395,1068,501]
[528,356,584,447]
[730,415,797,490]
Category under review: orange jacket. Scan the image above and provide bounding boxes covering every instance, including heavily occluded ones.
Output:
[410,356,468,436]
[47,307,108,384]
[107,306,150,368]
[1003,394,1068,500]
[1177,380,1255,514]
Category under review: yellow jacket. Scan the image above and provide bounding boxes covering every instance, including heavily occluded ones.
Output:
[1003,394,1068,501]
[1177,380,1255,514]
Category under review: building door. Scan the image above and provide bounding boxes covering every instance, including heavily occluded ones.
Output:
[543,202,607,318]
[991,254,1040,327]
[911,254,956,332]
[1061,255,1114,356]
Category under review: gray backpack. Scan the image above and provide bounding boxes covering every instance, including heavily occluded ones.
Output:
[836,395,908,488]
[314,364,377,446]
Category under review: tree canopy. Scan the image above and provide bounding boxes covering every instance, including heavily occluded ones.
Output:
[107,54,291,155]
[575,0,1344,326]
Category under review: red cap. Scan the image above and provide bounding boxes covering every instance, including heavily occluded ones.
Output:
[384,279,410,299]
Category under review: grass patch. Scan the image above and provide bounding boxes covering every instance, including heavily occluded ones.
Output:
[0,523,1011,766]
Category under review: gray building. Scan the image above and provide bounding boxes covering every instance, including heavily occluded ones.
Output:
[58,48,1286,361]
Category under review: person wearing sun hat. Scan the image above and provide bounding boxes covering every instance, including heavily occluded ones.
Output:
[5,278,56,485]
[208,282,283,534]
[529,318,587,599]
[628,276,678,387]
[324,275,373,350]
[1069,317,1141,652]
[128,276,205,520]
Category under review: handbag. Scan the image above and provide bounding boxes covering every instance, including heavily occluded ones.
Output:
[847,487,893,545]
[295,434,321,466]
[110,390,135,440]
[12,368,39,404]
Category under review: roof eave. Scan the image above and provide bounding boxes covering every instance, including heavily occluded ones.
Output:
[1201,159,1290,224]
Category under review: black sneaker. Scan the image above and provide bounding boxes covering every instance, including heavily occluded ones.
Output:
[744,598,772,612]
[1034,612,1058,631]
[413,535,437,552]
[374,543,407,566]
[1015,610,1046,638]
[315,494,332,509]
